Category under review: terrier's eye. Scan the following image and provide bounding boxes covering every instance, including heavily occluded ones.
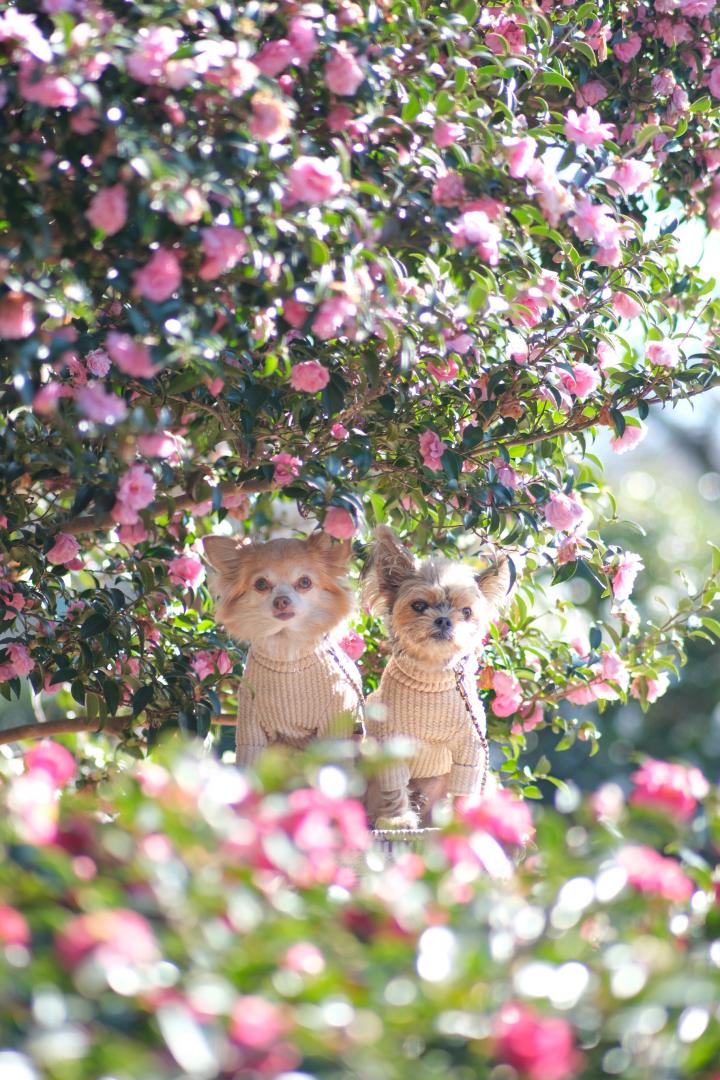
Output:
[254,578,270,591]
[296,576,313,590]
[411,600,429,613]
[462,607,472,619]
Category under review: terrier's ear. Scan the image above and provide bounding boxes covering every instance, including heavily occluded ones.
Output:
[202,535,253,577]
[475,552,512,610]
[307,529,352,569]
[362,525,417,614]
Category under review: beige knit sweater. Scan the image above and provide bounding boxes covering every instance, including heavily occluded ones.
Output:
[235,640,363,766]
[366,652,487,796]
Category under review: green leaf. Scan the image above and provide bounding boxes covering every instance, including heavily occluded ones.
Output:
[132,684,155,717]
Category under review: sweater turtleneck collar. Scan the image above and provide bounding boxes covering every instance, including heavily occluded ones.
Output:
[389,651,470,692]
[249,639,328,673]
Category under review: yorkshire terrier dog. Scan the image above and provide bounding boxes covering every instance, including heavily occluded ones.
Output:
[363,526,510,829]
[203,531,363,766]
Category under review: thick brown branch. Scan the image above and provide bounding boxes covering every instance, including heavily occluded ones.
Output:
[0,716,127,745]
[62,479,274,537]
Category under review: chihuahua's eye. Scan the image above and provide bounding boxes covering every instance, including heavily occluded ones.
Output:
[411,600,429,613]
[296,576,313,590]
[462,607,473,620]
[254,577,271,592]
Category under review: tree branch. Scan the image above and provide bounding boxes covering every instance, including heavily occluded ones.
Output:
[0,716,127,745]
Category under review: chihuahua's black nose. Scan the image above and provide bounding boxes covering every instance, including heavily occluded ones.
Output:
[273,594,292,611]
[434,616,452,632]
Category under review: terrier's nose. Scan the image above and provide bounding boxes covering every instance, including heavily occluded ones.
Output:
[434,616,452,631]
[273,594,292,611]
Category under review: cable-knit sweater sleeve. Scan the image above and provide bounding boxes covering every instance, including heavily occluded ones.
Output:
[235,681,268,767]
[448,726,484,795]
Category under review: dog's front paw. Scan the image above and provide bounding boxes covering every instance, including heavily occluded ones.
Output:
[373,812,420,831]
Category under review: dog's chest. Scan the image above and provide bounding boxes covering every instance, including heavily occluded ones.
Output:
[241,648,360,733]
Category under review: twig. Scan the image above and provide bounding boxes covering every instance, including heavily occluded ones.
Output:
[0,715,127,745]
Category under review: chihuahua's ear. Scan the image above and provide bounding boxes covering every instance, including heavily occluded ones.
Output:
[307,529,352,569]
[475,552,512,610]
[362,525,416,614]
[203,535,253,576]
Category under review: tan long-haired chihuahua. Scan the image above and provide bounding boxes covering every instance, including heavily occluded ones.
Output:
[204,531,363,766]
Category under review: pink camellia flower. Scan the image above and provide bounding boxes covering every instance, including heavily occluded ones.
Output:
[254,38,295,77]
[325,44,365,96]
[6,643,34,677]
[56,909,159,970]
[76,382,128,424]
[0,905,30,947]
[18,63,78,108]
[569,196,620,247]
[324,506,356,540]
[85,348,111,377]
[609,159,654,195]
[288,16,318,65]
[272,452,302,485]
[597,340,620,369]
[0,292,35,339]
[490,670,523,718]
[126,26,180,84]
[25,739,76,789]
[544,491,584,532]
[617,845,694,902]
[249,92,292,143]
[561,362,601,400]
[576,79,608,107]
[6,772,58,845]
[611,292,642,319]
[312,295,357,340]
[614,33,642,62]
[630,759,709,821]
[133,248,182,303]
[118,521,148,547]
[287,156,343,203]
[47,532,80,566]
[590,781,625,823]
[433,120,465,147]
[449,210,501,265]
[192,649,233,681]
[610,420,648,454]
[494,1003,583,1080]
[630,672,670,703]
[283,298,310,328]
[106,332,157,378]
[331,422,349,440]
[199,226,248,280]
[168,554,205,589]
[283,941,325,975]
[137,431,177,458]
[709,65,720,99]
[431,172,467,206]
[230,996,289,1049]
[339,629,365,661]
[86,185,128,235]
[290,360,330,392]
[564,107,616,148]
[486,17,526,55]
[647,340,679,368]
[117,464,156,512]
[503,135,537,178]
[458,788,535,847]
[611,551,644,601]
[419,429,445,471]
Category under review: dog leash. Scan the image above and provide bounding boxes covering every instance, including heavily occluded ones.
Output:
[453,656,490,797]
[324,639,365,737]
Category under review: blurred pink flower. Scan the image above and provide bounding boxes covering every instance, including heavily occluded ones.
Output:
[6,772,58,845]
[199,226,248,280]
[86,185,128,235]
[630,759,709,820]
[609,158,653,195]
[19,63,77,107]
[614,33,642,62]
[25,739,76,789]
[490,670,523,717]
[449,210,501,265]
[618,845,694,901]
[0,905,30,946]
[283,298,309,327]
[503,135,537,178]
[127,26,180,84]
[133,248,182,303]
[106,332,157,378]
[312,295,356,339]
[458,788,535,847]
[168,554,205,589]
[117,464,156,512]
[46,533,80,566]
[287,156,343,203]
[569,196,620,246]
[494,1003,583,1080]
[433,120,465,147]
[564,107,616,147]
[431,172,467,206]
[230,996,289,1049]
[611,551,644,600]
[324,506,356,539]
[76,382,128,424]
[56,909,159,969]
[192,649,233,680]
[630,672,670,703]
[254,38,295,76]
[611,292,642,319]
[325,44,365,96]
[0,292,35,339]
[610,420,648,454]
[576,79,608,107]
[561,362,601,399]
[544,491,584,531]
[288,17,318,65]
[339,629,365,661]
[331,421,349,440]
[647,340,679,368]
[590,781,625,822]
[271,453,302,485]
[5,643,34,677]
[419,429,445,471]
[290,360,330,392]
[85,348,111,377]
[249,92,292,143]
